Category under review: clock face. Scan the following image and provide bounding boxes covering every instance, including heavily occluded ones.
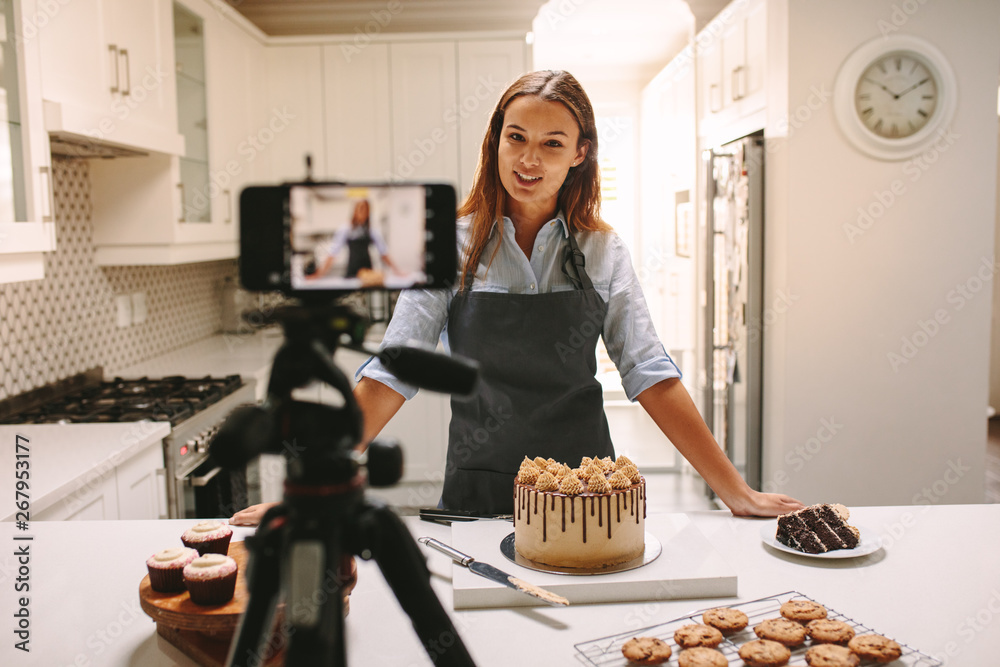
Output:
[854,51,939,140]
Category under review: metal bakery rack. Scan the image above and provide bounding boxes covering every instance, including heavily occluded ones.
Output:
[573,590,942,666]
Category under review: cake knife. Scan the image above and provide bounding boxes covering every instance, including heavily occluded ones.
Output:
[417,537,569,606]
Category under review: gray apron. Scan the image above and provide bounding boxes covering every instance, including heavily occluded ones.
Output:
[443,229,615,514]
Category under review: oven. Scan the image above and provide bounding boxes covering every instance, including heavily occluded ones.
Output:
[0,371,258,519]
[163,379,257,519]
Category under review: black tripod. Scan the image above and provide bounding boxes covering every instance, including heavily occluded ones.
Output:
[211,303,477,667]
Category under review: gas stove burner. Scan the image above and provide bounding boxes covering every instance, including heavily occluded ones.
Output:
[1,374,245,426]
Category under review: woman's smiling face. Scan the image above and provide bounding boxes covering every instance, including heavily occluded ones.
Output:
[497,95,589,220]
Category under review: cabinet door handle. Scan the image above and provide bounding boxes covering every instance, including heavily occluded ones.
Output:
[732,65,745,101]
[177,183,186,222]
[38,165,54,222]
[108,44,120,94]
[224,189,232,223]
[120,48,131,96]
[155,467,168,520]
[709,82,722,113]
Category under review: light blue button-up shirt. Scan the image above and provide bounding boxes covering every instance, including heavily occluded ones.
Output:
[357,213,681,400]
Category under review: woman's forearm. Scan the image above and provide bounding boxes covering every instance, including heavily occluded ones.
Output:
[636,378,750,504]
[353,376,406,447]
[635,378,803,516]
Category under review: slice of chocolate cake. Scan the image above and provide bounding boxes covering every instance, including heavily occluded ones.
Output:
[776,504,860,554]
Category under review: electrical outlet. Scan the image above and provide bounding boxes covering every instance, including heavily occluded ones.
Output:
[116,295,132,328]
[131,292,147,324]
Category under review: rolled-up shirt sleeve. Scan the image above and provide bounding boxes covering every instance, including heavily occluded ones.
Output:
[602,235,682,401]
[355,287,451,400]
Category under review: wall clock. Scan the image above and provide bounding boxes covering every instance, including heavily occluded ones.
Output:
[833,35,957,161]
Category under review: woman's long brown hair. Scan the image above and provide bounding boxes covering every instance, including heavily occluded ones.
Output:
[457,70,610,288]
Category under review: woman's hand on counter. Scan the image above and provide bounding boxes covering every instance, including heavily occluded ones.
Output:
[230,502,278,526]
[724,489,804,518]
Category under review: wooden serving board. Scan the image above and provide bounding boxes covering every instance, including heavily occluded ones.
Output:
[448,514,738,609]
[139,541,251,632]
[140,541,355,667]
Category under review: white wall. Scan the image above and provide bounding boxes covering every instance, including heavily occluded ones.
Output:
[761,0,1000,505]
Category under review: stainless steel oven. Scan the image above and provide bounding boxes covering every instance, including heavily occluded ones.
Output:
[164,380,257,518]
[0,371,258,519]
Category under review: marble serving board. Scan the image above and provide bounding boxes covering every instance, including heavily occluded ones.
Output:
[448,514,737,609]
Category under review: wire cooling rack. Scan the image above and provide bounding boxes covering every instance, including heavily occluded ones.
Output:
[573,590,942,666]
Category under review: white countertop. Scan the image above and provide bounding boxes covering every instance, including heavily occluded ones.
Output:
[0,422,171,522]
[2,505,997,666]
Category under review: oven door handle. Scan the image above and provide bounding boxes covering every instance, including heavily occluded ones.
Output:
[189,466,223,487]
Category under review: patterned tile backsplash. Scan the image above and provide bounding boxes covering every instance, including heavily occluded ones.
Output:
[0,157,239,400]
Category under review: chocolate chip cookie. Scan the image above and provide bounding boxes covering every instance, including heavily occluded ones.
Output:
[806,619,855,644]
[805,644,860,667]
[621,636,672,665]
[702,606,749,632]
[753,617,807,646]
[678,646,728,667]
[674,623,724,648]
[738,639,791,667]
[780,599,828,622]
[848,634,902,663]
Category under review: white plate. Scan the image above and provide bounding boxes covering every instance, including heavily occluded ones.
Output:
[759,520,883,559]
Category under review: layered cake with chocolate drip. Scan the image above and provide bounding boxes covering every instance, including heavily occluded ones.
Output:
[513,455,646,568]
[776,503,860,554]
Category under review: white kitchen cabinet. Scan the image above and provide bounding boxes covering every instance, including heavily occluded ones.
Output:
[271,36,525,192]
[35,442,166,521]
[39,0,184,156]
[34,470,120,521]
[697,0,766,138]
[698,27,723,123]
[0,0,58,284]
[456,40,527,200]
[116,442,167,520]
[389,42,459,185]
[204,3,262,231]
[85,0,266,265]
[323,43,393,181]
[264,45,325,182]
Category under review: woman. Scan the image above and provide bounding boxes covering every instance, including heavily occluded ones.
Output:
[232,70,801,525]
[308,199,397,281]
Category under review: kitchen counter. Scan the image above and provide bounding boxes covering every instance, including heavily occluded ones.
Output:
[2,505,997,666]
[0,422,171,522]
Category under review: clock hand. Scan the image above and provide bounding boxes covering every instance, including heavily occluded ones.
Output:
[895,77,931,98]
[863,77,899,99]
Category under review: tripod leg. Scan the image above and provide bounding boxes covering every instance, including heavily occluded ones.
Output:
[355,502,477,667]
[226,512,286,667]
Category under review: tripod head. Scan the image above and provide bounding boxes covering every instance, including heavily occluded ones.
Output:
[210,300,478,667]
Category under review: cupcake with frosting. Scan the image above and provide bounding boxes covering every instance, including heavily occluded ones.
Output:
[146,547,199,592]
[181,520,233,556]
[183,554,238,605]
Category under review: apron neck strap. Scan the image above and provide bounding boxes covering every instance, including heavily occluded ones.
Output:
[562,229,594,291]
[458,224,595,291]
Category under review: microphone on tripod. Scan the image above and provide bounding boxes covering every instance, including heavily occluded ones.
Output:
[352,342,479,396]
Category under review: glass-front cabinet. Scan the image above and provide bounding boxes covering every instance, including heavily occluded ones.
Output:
[174,2,210,223]
[86,0,246,265]
[0,0,57,284]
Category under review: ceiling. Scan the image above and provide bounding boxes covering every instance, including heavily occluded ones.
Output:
[224,0,730,81]
[222,0,550,36]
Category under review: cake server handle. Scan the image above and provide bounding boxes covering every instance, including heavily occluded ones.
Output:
[417,536,474,566]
